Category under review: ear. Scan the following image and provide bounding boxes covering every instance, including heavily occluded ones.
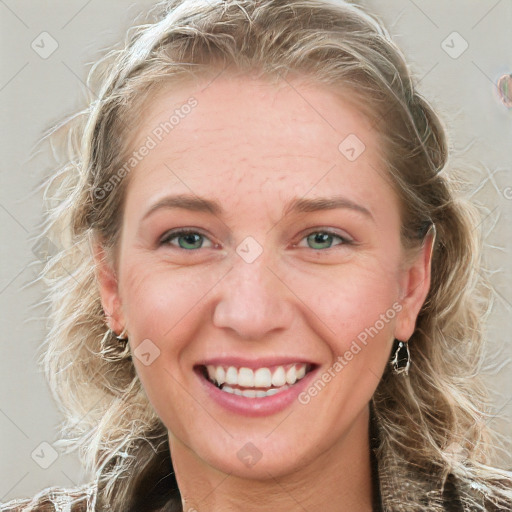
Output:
[91,238,125,334]
[394,226,436,341]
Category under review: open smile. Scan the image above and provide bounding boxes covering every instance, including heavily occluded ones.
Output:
[201,362,312,397]
[194,361,319,416]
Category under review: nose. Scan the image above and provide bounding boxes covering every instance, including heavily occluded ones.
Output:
[212,250,294,341]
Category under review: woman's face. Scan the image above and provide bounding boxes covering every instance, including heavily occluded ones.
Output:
[95,74,431,479]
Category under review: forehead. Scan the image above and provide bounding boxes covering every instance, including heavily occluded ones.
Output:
[124,74,395,218]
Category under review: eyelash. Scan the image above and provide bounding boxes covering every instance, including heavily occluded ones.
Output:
[158,228,354,251]
[159,229,217,250]
[296,229,354,250]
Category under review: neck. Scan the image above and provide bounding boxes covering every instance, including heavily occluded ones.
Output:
[169,406,374,512]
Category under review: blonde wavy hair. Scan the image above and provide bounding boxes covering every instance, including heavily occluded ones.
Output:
[34,0,511,510]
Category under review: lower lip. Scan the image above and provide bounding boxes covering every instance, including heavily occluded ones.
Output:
[196,367,319,417]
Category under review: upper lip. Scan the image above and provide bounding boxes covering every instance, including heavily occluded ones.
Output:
[195,357,319,369]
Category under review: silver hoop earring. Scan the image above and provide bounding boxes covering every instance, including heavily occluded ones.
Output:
[99,327,131,362]
[115,327,128,344]
[390,339,410,375]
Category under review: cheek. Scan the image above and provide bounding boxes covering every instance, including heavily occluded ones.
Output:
[120,257,217,343]
[287,256,401,346]
[120,260,215,429]
[286,264,399,434]
[338,273,399,342]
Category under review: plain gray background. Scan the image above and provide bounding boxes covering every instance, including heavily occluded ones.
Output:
[1,0,511,503]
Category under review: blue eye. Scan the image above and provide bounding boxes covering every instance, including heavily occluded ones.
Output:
[159,229,353,251]
[159,229,213,250]
[300,230,352,250]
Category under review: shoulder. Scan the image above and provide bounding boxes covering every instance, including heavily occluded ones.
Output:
[0,482,96,512]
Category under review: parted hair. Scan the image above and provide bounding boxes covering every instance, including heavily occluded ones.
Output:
[35,0,511,510]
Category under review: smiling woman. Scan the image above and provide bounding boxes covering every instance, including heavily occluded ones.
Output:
[2,0,512,511]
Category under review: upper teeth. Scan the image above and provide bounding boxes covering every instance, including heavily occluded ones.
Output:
[206,363,308,389]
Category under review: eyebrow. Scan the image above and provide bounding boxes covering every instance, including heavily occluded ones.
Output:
[142,194,373,221]
[283,196,373,220]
